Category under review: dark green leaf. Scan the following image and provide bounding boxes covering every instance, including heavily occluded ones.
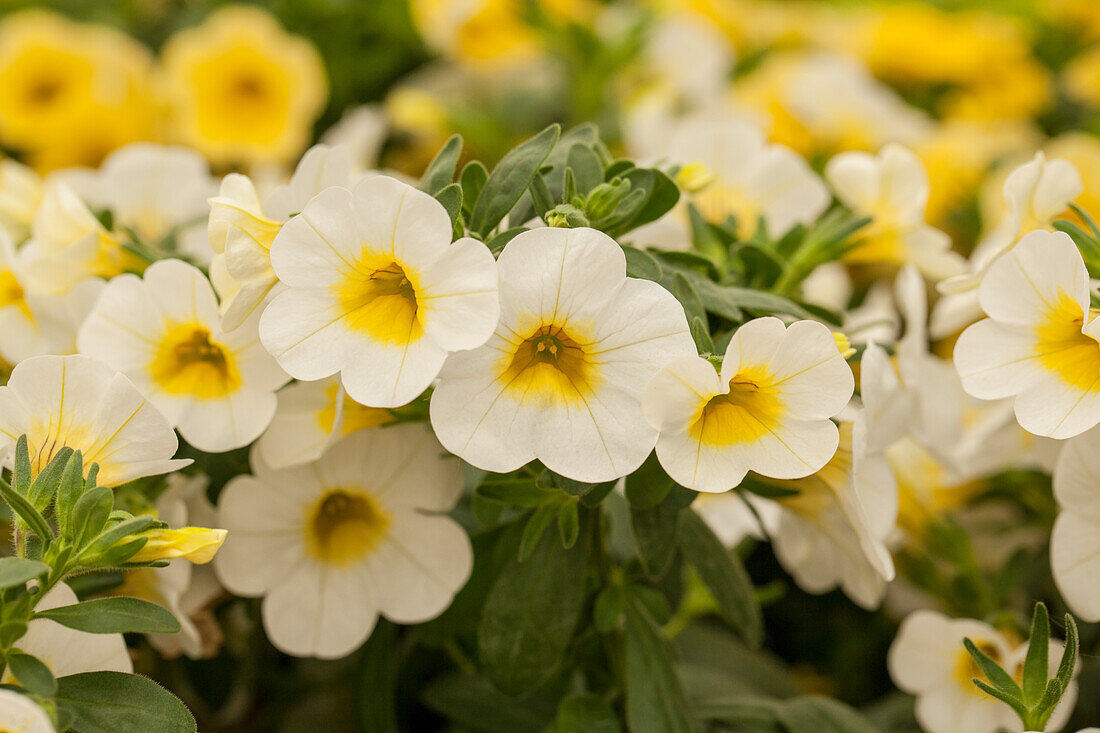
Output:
[0,477,53,542]
[6,651,56,696]
[13,435,31,494]
[478,507,589,695]
[963,638,1022,698]
[777,696,881,733]
[0,557,49,589]
[420,134,463,195]
[1053,614,1078,694]
[1022,602,1050,706]
[689,317,713,354]
[70,487,113,549]
[56,672,195,733]
[556,694,621,733]
[530,173,555,220]
[566,144,603,195]
[623,246,662,281]
[679,511,763,648]
[476,477,548,507]
[37,597,180,634]
[359,622,398,733]
[972,679,1029,719]
[57,450,85,539]
[631,485,693,578]
[695,696,783,731]
[518,503,559,561]
[673,273,706,328]
[435,183,463,233]
[623,590,697,733]
[470,124,560,237]
[557,501,579,549]
[422,674,557,733]
[607,168,680,238]
[625,452,676,510]
[487,227,528,255]
[461,160,490,215]
[27,446,74,512]
[0,622,27,647]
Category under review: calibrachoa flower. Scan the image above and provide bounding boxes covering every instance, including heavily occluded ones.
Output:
[0,354,187,485]
[215,425,471,659]
[160,5,327,166]
[888,610,1078,733]
[954,230,1100,439]
[208,143,353,331]
[430,226,695,482]
[6,583,132,678]
[0,228,103,364]
[0,158,41,239]
[643,317,853,493]
[261,175,499,408]
[1051,426,1100,622]
[255,375,393,469]
[826,143,965,279]
[61,143,216,265]
[0,688,54,733]
[78,259,288,452]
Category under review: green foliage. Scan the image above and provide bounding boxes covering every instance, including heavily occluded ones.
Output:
[55,672,196,733]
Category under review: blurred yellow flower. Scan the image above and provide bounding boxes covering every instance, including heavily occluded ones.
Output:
[411,0,594,68]
[160,5,327,166]
[1045,132,1100,223]
[131,526,228,565]
[1064,44,1100,108]
[941,58,1051,123]
[0,11,158,170]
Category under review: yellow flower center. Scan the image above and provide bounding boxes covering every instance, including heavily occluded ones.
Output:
[334,260,423,345]
[691,368,783,446]
[305,489,391,567]
[0,269,28,316]
[315,382,394,436]
[1035,292,1100,391]
[499,323,598,405]
[150,323,241,399]
[189,45,293,147]
[692,181,760,237]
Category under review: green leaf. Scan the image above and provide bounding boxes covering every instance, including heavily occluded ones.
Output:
[6,650,56,696]
[0,557,49,589]
[0,622,27,647]
[69,487,113,549]
[625,452,676,509]
[673,273,706,329]
[776,696,881,733]
[359,622,398,733]
[695,696,783,731]
[607,168,680,238]
[422,673,557,733]
[470,124,561,237]
[0,476,53,542]
[557,501,579,549]
[55,671,196,733]
[963,638,1022,698]
[461,160,489,215]
[486,227,528,255]
[623,246,662,281]
[536,470,612,499]
[435,183,464,233]
[419,134,463,195]
[1022,602,1050,706]
[623,590,698,733]
[36,597,180,634]
[27,445,74,512]
[679,511,763,648]
[476,477,548,507]
[972,679,1029,720]
[518,503,559,561]
[530,172,556,220]
[1053,613,1078,695]
[631,485,694,578]
[566,143,603,195]
[478,507,589,695]
[12,434,31,494]
[57,450,85,539]
[556,694,621,733]
[689,317,714,354]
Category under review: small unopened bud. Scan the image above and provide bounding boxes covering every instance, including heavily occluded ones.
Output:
[129,527,227,565]
[545,204,590,228]
[584,179,631,221]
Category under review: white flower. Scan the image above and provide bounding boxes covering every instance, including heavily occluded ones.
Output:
[5,583,132,678]
[631,113,829,249]
[59,143,216,265]
[78,258,288,452]
[0,689,54,733]
[932,152,1083,337]
[644,317,852,493]
[320,104,388,174]
[888,609,1078,733]
[0,158,42,240]
[255,375,394,469]
[825,144,965,279]
[0,354,187,486]
[430,226,694,482]
[208,143,354,331]
[19,181,133,295]
[0,228,103,364]
[954,230,1100,439]
[1051,426,1100,622]
[215,425,471,659]
[261,174,499,408]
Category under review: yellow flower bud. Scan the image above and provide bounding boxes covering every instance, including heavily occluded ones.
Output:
[130,527,227,565]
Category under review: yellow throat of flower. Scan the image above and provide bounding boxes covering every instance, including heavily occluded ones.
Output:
[305,488,391,567]
[334,259,423,345]
[1035,291,1100,391]
[150,322,241,399]
[691,367,784,446]
[499,322,599,406]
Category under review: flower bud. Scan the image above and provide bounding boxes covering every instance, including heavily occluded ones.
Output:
[129,527,228,564]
